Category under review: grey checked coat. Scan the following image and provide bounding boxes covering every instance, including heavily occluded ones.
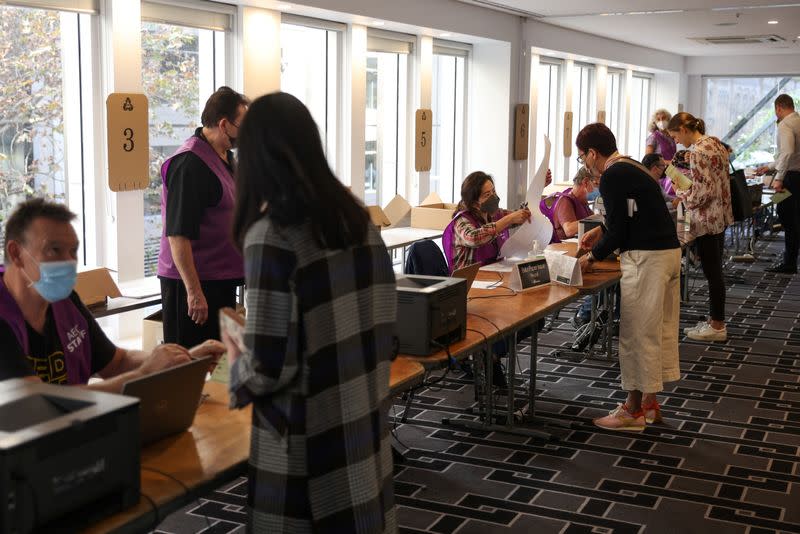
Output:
[230,216,397,533]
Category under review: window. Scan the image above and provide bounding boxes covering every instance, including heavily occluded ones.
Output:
[280,21,339,169]
[141,15,228,276]
[605,70,623,141]
[703,76,800,168]
[365,35,410,207]
[629,74,652,161]
[568,64,596,180]
[0,4,95,265]
[536,60,562,183]
[430,48,467,203]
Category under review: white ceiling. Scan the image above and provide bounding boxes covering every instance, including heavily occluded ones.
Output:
[473,0,800,56]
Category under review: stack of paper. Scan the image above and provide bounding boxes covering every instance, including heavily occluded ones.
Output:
[665,164,692,191]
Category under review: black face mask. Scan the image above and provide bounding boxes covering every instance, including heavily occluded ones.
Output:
[480,194,500,215]
[226,122,240,149]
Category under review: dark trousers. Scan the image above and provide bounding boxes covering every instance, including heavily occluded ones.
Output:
[777,171,800,268]
[695,232,726,322]
[160,278,238,347]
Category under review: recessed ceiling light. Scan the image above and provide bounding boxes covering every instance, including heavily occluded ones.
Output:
[439,32,452,37]
[372,20,385,26]
[768,20,779,24]
[277,3,292,9]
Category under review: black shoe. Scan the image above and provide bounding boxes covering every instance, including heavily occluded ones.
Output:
[570,312,589,329]
[492,360,508,390]
[458,360,474,380]
[766,264,797,274]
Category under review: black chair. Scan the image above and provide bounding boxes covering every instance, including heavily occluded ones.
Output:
[404,239,448,276]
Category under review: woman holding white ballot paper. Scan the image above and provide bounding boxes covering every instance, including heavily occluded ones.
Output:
[667,113,733,342]
[575,123,681,432]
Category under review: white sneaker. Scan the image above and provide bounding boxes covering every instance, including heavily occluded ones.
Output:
[683,321,707,335]
[687,323,727,342]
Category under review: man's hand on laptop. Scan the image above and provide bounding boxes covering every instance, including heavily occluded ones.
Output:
[139,344,192,376]
[189,339,227,372]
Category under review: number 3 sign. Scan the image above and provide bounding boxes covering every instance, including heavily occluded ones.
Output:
[415,109,432,172]
[106,93,149,192]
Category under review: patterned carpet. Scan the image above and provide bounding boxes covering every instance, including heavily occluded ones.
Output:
[155,236,800,534]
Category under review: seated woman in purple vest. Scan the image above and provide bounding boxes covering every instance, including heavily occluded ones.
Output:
[0,199,225,391]
[551,168,595,241]
[442,171,536,389]
[442,171,532,273]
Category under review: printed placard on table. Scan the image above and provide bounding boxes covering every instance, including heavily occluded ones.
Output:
[106,93,149,192]
[509,258,550,291]
[513,103,529,161]
[544,251,583,286]
[415,109,433,172]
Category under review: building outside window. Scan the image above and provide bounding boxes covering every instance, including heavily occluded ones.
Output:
[280,20,339,170]
[430,47,467,203]
[0,4,94,265]
[568,64,596,180]
[703,76,800,169]
[365,34,410,207]
[605,70,624,143]
[536,59,562,183]
[629,74,652,161]
[141,9,228,276]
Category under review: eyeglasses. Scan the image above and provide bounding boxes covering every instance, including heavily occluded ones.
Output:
[577,153,586,165]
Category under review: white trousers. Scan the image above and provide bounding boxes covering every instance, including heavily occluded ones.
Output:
[618,248,682,393]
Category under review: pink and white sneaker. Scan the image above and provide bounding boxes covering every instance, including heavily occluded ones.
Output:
[594,404,646,431]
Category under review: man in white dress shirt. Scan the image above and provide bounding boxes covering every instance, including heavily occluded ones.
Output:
[757,94,800,274]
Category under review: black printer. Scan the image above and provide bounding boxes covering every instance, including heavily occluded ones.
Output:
[0,379,140,533]
[396,274,467,355]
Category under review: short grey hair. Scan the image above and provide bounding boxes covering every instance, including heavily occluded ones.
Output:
[573,167,592,186]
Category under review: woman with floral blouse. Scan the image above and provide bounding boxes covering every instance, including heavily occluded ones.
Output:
[668,112,734,342]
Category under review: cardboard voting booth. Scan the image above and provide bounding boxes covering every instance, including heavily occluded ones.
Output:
[367,192,458,231]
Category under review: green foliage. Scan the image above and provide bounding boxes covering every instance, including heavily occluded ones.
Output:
[0,6,64,222]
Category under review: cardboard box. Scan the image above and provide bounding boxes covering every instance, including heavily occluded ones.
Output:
[410,192,458,231]
[368,193,456,232]
[142,310,163,353]
[367,205,392,231]
[75,268,122,307]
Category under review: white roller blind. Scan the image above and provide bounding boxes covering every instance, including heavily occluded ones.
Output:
[281,13,345,32]
[141,0,234,32]
[433,39,471,57]
[2,0,98,13]
[368,30,413,54]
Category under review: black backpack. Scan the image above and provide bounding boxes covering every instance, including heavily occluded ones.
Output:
[729,167,751,222]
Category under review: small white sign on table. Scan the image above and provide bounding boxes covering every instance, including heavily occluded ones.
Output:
[545,251,583,286]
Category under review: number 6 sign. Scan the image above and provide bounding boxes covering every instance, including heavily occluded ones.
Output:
[106,93,149,192]
[415,109,432,172]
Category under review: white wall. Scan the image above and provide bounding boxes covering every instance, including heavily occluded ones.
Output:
[524,19,684,73]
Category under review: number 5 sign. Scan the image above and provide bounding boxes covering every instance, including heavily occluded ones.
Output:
[106,93,149,192]
[415,109,432,172]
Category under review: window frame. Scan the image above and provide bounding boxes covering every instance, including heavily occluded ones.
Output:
[536,56,564,184]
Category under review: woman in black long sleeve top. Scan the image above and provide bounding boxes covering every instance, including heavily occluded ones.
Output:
[576,123,681,432]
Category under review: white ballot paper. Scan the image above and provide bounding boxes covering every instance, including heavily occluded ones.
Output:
[544,250,582,286]
[500,136,554,259]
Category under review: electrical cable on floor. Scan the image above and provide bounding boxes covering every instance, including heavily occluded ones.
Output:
[140,491,160,532]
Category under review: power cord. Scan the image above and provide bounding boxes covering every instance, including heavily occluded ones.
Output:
[467,312,502,334]
[140,491,160,532]
[420,339,453,391]
[141,466,212,529]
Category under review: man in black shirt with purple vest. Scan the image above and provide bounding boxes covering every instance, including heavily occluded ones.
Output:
[158,87,249,347]
[576,123,681,432]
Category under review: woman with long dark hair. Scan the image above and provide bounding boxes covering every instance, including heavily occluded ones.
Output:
[223,92,397,533]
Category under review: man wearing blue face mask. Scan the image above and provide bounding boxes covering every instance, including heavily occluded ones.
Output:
[0,199,225,392]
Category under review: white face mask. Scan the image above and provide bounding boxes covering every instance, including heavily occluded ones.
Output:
[656,120,668,131]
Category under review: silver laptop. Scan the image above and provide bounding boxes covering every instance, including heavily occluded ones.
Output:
[451,262,481,290]
[122,356,211,445]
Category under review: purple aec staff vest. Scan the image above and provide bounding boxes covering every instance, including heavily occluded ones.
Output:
[0,269,92,385]
[157,136,244,281]
[552,190,593,243]
[442,210,510,274]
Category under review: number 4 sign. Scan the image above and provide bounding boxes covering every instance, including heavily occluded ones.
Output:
[106,93,149,192]
[415,109,432,172]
